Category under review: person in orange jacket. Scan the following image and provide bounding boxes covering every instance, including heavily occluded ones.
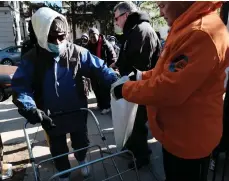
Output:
[112,1,229,181]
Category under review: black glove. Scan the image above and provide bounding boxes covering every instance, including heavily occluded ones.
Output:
[113,84,124,100]
[112,68,141,100]
[40,112,56,131]
[18,108,56,130]
[18,108,43,124]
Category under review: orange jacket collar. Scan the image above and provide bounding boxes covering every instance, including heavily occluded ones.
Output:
[171,1,222,32]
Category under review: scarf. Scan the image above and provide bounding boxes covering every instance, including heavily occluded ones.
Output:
[96,35,103,58]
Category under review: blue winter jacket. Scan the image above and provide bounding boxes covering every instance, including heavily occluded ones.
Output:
[12,43,118,135]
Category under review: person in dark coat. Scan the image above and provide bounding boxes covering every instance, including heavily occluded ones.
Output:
[11,8,118,181]
[87,28,117,114]
[87,28,117,67]
[80,33,89,48]
[112,1,161,169]
[108,36,120,58]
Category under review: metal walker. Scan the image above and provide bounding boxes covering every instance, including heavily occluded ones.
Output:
[23,108,141,181]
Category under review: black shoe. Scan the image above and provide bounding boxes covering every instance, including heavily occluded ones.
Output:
[128,158,150,170]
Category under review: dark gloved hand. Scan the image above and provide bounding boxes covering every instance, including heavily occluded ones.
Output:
[128,67,142,81]
[112,68,142,100]
[40,112,56,131]
[111,76,130,100]
[113,84,124,100]
[18,108,43,125]
[18,108,56,130]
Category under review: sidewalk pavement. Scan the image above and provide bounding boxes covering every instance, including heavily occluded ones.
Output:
[0,93,228,181]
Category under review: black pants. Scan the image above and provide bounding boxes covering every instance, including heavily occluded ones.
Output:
[91,79,110,110]
[125,105,150,161]
[163,148,210,181]
[49,130,89,178]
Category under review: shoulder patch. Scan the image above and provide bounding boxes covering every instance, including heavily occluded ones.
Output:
[169,54,188,72]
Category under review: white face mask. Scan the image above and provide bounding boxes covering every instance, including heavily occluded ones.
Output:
[48,40,66,55]
[114,24,123,35]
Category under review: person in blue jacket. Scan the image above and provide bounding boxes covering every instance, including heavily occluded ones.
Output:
[11,7,118,181]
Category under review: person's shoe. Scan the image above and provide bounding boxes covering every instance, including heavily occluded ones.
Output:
[59,177,70,181]
[101,108,111,115]
[128,158,150,170]
[209,158,216,171]
[78,160,90,177]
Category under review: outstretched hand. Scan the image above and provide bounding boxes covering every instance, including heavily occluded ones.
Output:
[111,76,130,100]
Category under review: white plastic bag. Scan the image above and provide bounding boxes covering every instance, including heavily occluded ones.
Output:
[111,95,138,151]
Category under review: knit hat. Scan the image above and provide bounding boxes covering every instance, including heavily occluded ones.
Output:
[81,33,89,39]
[89,27,99,36]
[49,17,67,36]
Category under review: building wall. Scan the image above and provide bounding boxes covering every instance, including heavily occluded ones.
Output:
[0,7,15,49]
[20,18,29,40]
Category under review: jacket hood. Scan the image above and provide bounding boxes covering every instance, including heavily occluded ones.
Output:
[172,1,222,32]
[123,11,150,35]
[31,7,68,52]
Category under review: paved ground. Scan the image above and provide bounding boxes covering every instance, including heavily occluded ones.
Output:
[0,94,228,181]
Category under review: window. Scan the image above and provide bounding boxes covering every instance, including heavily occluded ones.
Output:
[7,47,21,53]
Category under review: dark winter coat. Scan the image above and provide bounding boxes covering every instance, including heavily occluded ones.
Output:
[116,11,160,76]
[115,12,161,149]
[87,34,117,66]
